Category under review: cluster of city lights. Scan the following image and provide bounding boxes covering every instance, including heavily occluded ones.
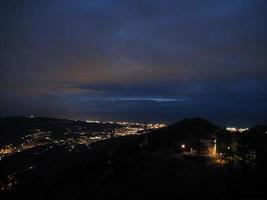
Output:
[226,127,249,133]
[86,120,166,129]
[0,120,167,191]
[0,121,166,158]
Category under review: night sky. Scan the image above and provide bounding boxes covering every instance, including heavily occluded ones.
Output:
[1,0,267,126]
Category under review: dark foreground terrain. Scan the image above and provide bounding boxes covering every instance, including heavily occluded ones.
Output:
[1,117,267,200]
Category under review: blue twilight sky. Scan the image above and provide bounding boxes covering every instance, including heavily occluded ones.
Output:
[0,0,267,126]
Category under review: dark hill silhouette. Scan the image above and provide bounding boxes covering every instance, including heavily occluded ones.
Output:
[147,118,220,150]
[249,124,267,135]
[164,117,219,136]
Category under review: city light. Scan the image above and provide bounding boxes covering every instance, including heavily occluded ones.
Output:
[226,127,249,133]
[0,121,166,159]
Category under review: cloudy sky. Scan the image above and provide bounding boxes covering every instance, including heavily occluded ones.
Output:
[0,0,266,126]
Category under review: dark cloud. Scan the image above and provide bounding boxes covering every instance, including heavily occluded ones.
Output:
[0,0,266,126]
